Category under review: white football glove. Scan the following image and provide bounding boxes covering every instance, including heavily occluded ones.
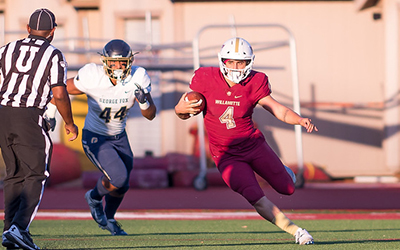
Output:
[44,102,57,132]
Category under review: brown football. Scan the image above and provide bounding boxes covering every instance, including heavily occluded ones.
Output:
[185,91,206,113]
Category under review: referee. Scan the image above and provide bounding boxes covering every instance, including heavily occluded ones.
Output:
[0,8,78,250]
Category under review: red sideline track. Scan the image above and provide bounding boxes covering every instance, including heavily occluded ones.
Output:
[2,182,400,219]
[1,211,399,220]
[31,183,400,210]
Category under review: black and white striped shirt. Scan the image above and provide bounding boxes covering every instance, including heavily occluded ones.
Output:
[0,35,67,109]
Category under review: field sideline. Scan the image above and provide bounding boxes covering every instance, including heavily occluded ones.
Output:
[2,182,398,211]
[2,210,400,220]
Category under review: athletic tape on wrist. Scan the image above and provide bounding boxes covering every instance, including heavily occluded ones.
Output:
[139,100,150,110]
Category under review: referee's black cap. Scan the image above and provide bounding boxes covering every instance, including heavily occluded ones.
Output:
[29,8,57,31]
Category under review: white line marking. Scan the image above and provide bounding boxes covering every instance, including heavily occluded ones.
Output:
[1,211,399,220]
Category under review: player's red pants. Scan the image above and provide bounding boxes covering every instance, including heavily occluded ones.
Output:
[211,136,295,205]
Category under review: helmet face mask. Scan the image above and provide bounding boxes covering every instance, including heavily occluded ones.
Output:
[101,57,132,81]
[100,39,136,81]
[218,37,255,83]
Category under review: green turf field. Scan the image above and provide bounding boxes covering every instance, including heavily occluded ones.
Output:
[7,219,400,249]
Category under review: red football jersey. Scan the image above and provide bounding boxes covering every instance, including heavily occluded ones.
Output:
[190,67,271,155]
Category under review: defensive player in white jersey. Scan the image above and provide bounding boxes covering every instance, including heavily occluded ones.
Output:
[47,39,156,235]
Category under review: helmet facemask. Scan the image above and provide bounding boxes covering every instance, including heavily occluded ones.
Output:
[101,56,133,81]
[218,37,255,84]
[218,56,254,84]
[100,39,137,81]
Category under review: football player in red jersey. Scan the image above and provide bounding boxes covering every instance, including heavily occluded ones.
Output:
[175,37,317,245]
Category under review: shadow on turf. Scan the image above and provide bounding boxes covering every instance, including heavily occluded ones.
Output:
[39,242,297,250]
[36,227,400,239]
[35,229,400,249]
[315,239,400,245]
[315,228,400,233]
[45,238,400,249]
[35,230,296,249]
[35,230,288,238]
[35,239,400,250]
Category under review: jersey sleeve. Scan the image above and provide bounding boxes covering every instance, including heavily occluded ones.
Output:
[131,66,151,94]
[252,73,272,104]
[73,63,101,93]
[189,67,208,94]
[0,45,5,69]
[49,49,67,88]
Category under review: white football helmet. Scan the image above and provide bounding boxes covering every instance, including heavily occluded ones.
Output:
[218,37,255,83]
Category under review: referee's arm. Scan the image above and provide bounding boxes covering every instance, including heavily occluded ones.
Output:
[52,85,78,141]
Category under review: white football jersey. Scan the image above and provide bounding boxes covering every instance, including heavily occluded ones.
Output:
[74,63,151,136]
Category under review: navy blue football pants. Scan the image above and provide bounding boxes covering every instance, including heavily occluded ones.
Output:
[82,129,133,194]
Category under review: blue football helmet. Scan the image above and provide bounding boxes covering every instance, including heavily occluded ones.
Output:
[100,39,137,81]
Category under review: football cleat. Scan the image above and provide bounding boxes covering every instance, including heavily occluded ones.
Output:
[4,225,40,250]
[295,228,314,245]
[2,233,19,249]
[285,165,296,184]
[85,190,107,227]
[101,219,128,236]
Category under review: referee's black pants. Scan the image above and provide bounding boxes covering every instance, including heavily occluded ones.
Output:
[0,106,52,232]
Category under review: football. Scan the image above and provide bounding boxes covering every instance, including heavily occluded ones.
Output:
[185,91,206,114]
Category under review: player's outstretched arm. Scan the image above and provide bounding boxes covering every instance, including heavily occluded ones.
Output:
[298,117,318,133]
[134,83,156,120]
[258,95,318,133]
[66,78,85,95]
[174,93,202,120]
[140,93,156,120]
